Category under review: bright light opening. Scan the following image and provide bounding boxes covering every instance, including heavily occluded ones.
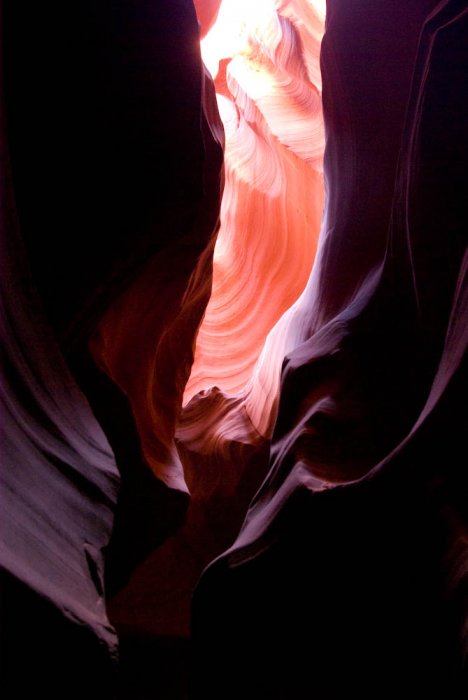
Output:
[185,0,326,414]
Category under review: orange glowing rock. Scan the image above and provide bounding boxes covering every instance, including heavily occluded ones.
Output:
[90,0,325,494]
[184,0,325,445]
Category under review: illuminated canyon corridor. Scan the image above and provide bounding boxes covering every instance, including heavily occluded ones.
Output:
[186,0,325,405]
[1,2,467,700]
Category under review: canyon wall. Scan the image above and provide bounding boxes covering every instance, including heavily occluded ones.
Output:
[1,1,466,697]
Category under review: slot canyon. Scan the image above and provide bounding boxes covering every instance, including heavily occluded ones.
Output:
[1,1,467,698]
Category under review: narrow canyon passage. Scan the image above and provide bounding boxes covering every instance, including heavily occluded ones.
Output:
[1,1,467,699]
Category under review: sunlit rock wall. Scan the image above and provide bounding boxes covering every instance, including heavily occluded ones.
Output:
[186,0,325,402]
[104,0,328,646]
[89,1,326,502]
[192,1,468,697]
[2,0,466,696]
[175,1,326,550]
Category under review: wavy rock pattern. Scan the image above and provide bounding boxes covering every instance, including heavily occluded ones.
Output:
[107,0,326,646]
[177,1,326,515]
[192,1,468,696]
[1,1,223,690]
[89,0,326,499]
[1,106,119,661]
[185,0,325,413]
[3,1,467,696]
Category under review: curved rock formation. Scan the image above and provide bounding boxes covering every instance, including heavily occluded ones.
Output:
[1,60,119,694]
[93,0,328,658]
[175,2,327,548]
[87,1,326,502]
[1,0,223,693]
[184,0,325,425]
[192,1,468,697]
[2,0,466,697]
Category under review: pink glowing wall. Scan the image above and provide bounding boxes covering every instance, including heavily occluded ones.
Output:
[2,1,466,695]
[186,0,325,402]
[89,0,327,494]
